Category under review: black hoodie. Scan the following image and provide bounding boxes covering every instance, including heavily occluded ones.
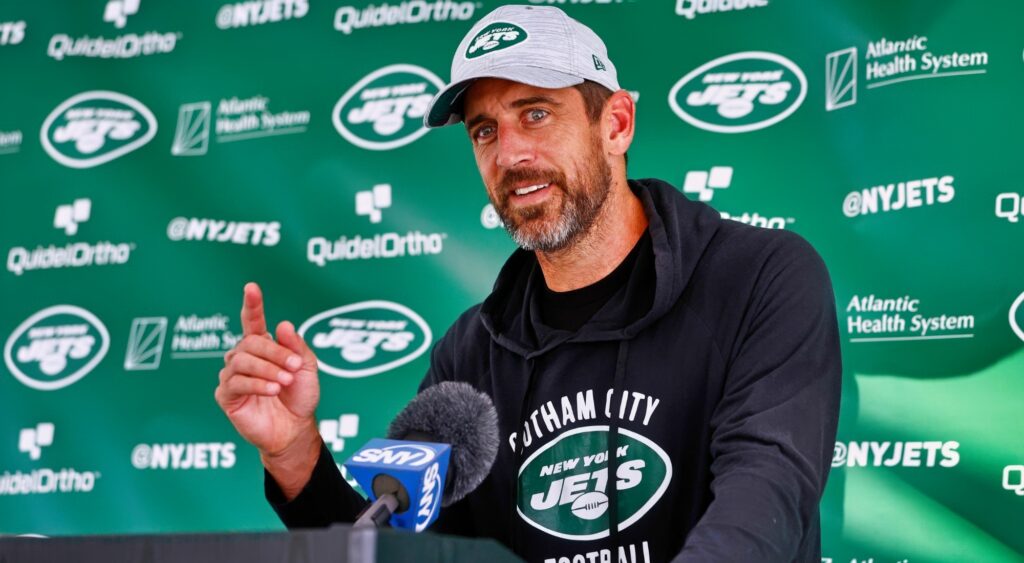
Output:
[268,178,842,563]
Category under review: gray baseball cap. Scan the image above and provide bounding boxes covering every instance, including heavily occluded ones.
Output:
[424,5,621,128]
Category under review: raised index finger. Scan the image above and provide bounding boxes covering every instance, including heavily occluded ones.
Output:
[241,282,268,337]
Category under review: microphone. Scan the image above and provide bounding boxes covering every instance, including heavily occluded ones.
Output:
[344,381,499,531]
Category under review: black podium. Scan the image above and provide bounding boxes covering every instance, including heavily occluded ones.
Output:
[0,524,524,563]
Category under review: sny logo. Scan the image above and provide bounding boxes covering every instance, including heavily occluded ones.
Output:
[54,199,91,236]
[19,423,54,460]
[356,184,391,224]
[351,444,437,467]
[104,0,139,29]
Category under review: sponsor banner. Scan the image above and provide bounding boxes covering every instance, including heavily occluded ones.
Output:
[124,314,242,370]
[681,166,795,229]
[842,175,955,218]
[675,0,768,20]
[334,0,477,36]
[4,305,110,391]
[0,130,22,155]
[216,0,309,29]
[0,21,25,46]
[298,301,432,378]
[131,442,237,470]
[826,35,989,111]
[2,424,101,496]
[166,217,281,246]
[40,91,157,169]
[832,441,960,468]
[47,0,180,61]
[307,184,446,265]
[332,64,444,150]
[7,200,135,276]
[171,96,310,156]
[995,192,1023,224]
[669,51,806,133]
[844,294,975,343]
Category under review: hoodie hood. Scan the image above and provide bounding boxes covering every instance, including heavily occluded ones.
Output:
[479,178,723,357]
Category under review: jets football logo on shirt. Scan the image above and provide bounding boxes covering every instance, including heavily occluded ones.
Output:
[517,426,672,540]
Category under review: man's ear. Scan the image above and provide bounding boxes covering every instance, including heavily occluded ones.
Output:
[603,90,635,158]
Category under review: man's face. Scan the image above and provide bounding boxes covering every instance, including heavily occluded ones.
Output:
[462,79,612,252]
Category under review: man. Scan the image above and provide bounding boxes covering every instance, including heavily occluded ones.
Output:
[215,5,841,562]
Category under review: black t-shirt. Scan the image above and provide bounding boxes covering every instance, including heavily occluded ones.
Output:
[537,229,653,332]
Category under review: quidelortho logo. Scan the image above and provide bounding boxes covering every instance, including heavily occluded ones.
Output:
[2,424,101,496]
[465,22,527,59]
[171,96,310,157]
[825,36,989,111]
[832,441,960,468]
[1004,465,1024,496]
[844,294,975,343]
[681,167,794,229]
[41,91,157,169]
[996,192,1023,224]
[669,51,806,134]
[1010,291,1024,343]
[332,64,444,150]
[124,314,242,370]
[54,198,91,236]
[0,21,25,46]
[298,301,432,378]
[131,442,237,470]
[682,166,732,202]
[675,0,768,19]
[518,426,671,540]
[4,305,110,391]
[320,414,360,452]
[7,200,135,276]
[334,0,476,35]
[167,217,281,246]
[19,423,55,461]
[843,175,955,218]
[217,0,308,29]
[0,130,22,155]
[48,0,180,61]
[307,184,446,265]
[356,184,392,223]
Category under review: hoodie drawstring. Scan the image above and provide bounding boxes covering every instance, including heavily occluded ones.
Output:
[511,356,539,556]
[607,339,630,555]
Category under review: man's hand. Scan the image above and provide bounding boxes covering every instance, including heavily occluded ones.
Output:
[215,282,322,499]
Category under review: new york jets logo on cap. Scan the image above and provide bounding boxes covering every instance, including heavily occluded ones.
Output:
[465,22,528,59]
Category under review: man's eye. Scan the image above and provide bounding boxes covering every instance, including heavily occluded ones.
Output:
[527,109,549,121]
[474,125,495,140]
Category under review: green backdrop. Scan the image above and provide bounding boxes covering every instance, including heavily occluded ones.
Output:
[1,1,1022,561]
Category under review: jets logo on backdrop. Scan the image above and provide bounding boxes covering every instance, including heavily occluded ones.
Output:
[518,426,672,540]
[669,51,806,133]
[298,301,432,378]
[332,64,443,151]
[465,23,527,59]
[1011,291,1024,343]
[40,91,157,168]
[4,305,110,391]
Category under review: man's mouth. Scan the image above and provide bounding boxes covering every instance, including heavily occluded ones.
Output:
[513,183,550,196]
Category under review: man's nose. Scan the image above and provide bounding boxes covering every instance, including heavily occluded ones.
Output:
[495,125,534,169]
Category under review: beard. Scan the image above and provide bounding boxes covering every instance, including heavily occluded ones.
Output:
[490,134,613,253]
